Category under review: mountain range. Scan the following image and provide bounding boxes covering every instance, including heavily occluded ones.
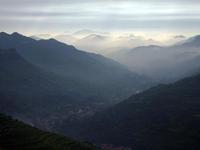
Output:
[111,35,200,83]
[0,32,199,150]
[32,31,161,55]
[0,32,152,131]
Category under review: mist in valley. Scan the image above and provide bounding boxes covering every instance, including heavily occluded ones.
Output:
[0,0,200,150]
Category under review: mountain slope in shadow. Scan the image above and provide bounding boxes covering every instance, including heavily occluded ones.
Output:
[74,73,200,150]
[0,48,108,129]
[0,32,152,102]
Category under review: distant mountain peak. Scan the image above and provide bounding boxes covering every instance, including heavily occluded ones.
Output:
[73,29,95,35]
[11,32,28,39]
[11,32,21,36]
[48,38,58,42]
[0,32,28,38]
[179,34,200,47]
[132,45,162,51]
[190,35,200,41]
[83,34,107,40]
[146,45,162,49]
[0,32,10,37]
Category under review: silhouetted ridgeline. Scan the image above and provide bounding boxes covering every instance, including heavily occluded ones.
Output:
[68,73,200,150]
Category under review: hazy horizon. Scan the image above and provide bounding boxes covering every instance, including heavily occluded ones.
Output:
[1,0,200,54]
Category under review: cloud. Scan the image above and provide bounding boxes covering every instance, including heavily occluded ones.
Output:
[52,31,161,54]
[1,0,199,5]
[54,34,78,44]
[0,0,199,40]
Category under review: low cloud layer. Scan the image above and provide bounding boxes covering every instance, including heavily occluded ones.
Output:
[31,30,186,55]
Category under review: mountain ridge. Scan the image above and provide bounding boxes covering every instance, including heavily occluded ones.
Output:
[0,32,152,102]
[0,32,153,135]
[67,72,200,150]
[111,35,200,83]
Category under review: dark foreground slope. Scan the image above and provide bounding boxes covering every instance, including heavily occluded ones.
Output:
[0,114,97,150]
[76,74,200,150]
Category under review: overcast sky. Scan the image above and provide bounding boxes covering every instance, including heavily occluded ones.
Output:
[0,0,200,38]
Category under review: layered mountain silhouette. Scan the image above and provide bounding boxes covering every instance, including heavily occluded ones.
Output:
[0,32,151,98]
[0,32,152,130]
[0,48,103,129]
[111,35,200,83]
[1,32,199,150]
[0,113,97,150]
[69,73,200,150]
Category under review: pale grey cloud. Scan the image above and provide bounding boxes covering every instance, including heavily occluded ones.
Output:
[0,0,199,35]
